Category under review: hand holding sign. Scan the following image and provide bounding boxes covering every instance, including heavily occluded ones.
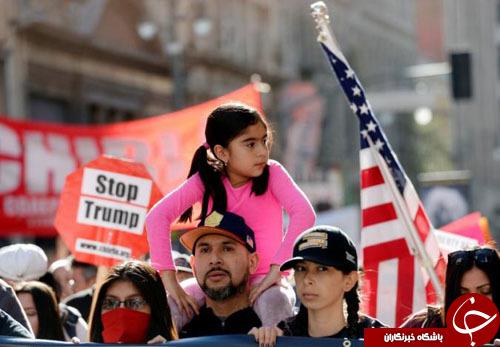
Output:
[55,155,163,267]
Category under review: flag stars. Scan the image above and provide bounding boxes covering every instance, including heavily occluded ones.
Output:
[350,103,358,113]
[352,86,361,97]
[392,169,406,190]
[345,68,355,79]
[359,104,370,115]
[366,120,377,132]
[360,129,369,138]
[374,139,384,151]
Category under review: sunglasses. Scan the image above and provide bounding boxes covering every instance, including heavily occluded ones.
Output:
[102,296,147,311]
[448,248,499,266]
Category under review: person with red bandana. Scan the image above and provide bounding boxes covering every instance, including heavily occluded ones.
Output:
[88,261,177,344]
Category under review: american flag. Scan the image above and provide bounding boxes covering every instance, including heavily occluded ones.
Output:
[311,2,446,327]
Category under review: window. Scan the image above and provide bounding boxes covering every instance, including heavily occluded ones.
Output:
[86,103,136,124]
[497,46,500,80]
[28,94,70,123]
[0,58,5,114]
[497,0,500,23]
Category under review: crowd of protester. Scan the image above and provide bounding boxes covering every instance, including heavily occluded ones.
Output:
[0,224,497,345]
[0,103,498,345]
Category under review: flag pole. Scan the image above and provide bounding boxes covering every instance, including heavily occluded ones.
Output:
[365,136,444,301]
[310,1,443,301]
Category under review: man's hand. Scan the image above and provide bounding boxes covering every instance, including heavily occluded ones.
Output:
[147,335,167,344]
[248,326,283,347]
[249,265,281,305]
[161,270,199,318]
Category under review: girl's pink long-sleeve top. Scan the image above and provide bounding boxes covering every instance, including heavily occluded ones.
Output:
[145,160,315,276]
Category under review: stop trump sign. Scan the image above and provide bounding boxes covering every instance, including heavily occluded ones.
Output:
[55,155,163,267]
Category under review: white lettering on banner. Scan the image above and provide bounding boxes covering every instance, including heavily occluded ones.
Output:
[434,229,479,254]
[0,125,170,196]
[3,196,59,217]
[0,124,22,194]
[0,162,21,194]
[27,216,55,228]
[102,138,149,163]
[162,133,180,157]
[82,168,152,206]
[159,133,185,181]
[24,132,76,194]
[77,196,147,234]
[101,138,158,179]
[74,137,100,165]
[76,238,131,260]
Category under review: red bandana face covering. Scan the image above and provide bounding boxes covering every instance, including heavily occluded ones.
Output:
[101,308,151,343]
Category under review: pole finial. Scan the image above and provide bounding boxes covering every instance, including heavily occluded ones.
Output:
[310,1,330,43]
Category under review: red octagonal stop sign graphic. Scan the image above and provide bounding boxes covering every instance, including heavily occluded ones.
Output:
[55,155,163,267]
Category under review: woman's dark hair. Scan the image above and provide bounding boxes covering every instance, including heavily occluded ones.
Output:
[444,247,499,326]
[284,280,360,339]
[15,281,65,341]
[89,260,177,342]
[38,272,61,303]
[281,304,308,336]
[344,281,361,338]
[180,103,272,222]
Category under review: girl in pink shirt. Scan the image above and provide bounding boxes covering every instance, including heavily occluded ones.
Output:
[146,103,315,328]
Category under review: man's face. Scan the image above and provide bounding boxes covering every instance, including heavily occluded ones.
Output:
[191,234,257,301]
[71,267,94,293]
[52,267,74,300]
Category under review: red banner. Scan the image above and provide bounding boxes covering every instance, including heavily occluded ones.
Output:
[0,84,262,236]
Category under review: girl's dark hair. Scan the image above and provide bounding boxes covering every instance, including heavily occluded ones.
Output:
[180,103,271,222]
[444,247,499,333]
[15,281,65,341]
[89,261,177,342]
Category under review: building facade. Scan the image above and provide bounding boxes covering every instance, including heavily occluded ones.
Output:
[444,0,500,238]
[0,0,300,124]
[1,0,453,222]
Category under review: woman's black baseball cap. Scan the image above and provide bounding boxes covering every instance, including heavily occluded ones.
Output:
[280,225,358,272]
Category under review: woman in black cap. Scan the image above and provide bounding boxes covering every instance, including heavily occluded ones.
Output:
[249,225,386,345]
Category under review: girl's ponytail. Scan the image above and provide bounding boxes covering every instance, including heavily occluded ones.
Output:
[179,145,227,223]
[179,145,208,222]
